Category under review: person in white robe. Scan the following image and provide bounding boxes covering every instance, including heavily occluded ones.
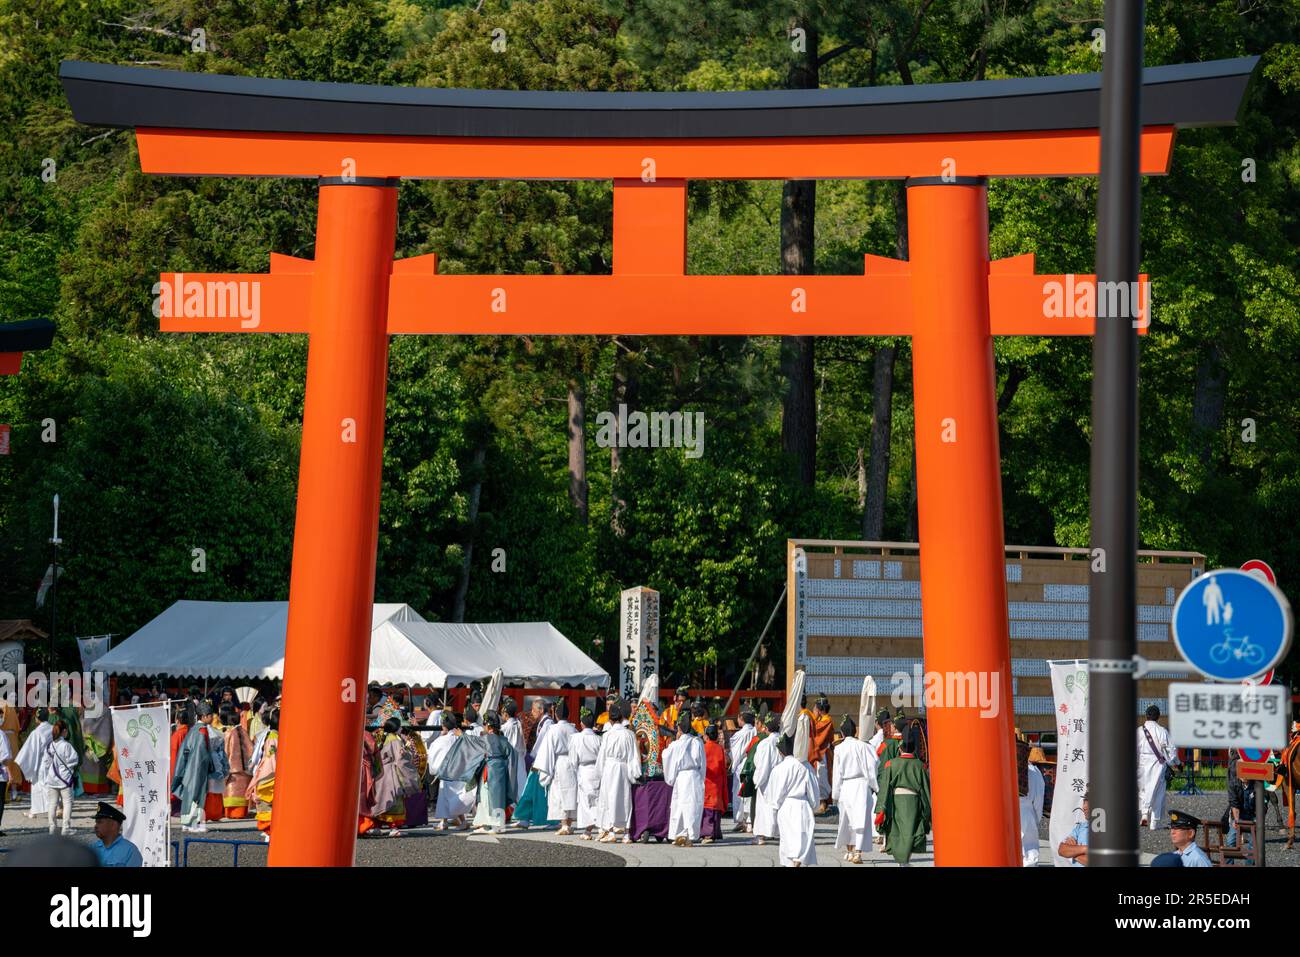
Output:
[40,720,81,836]
[421,696,444,749]
[1137,705,1178,829]
[1020,759,1045,866]
[570,709,602,838]
[14,708,54,818]
[751,715,783,845]
[662,715,706,846]
[594,701,640,842]
[500,699,528,802]
[426,714,473,829]
[767,733,819,867]
[534,703,578,834]
[832,717,878,863]
[728,710,758,832]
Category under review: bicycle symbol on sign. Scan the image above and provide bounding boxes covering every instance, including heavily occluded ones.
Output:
[1208,627,1266,667]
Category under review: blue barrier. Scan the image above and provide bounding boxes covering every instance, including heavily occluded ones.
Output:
[179,836,267,867]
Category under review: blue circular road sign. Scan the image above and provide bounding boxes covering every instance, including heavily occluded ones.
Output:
[1172,569,1293,681]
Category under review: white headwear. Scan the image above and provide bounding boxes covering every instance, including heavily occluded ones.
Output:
[639,673,659,705]
[481,668,504,716]
[793,711,812,763]
[782,669,806,739]
[858,676,876,743]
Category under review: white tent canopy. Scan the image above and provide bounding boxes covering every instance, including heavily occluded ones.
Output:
[372,620,609,688]
[92,601,426,681]
[93,601,609,689]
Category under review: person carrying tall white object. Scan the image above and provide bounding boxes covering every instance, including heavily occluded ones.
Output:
[662,714,706,846]
[767,725,819,867]
[751,713,783,845]
[832,716,878,864]
[594,701,640,842]
[728,710,757,832]
[1137,704,1178,829]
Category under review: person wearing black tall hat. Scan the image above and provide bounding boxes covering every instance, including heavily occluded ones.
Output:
[172,701,222,834]
[594,700,639,843]
[750,712,783,846]
[832,715,878,864]
[533,699,578,834]
[663,713,706,847]
[766,728,819,866]
[876,720,931,866]
[661,686,690,733]
[89,801,142,866]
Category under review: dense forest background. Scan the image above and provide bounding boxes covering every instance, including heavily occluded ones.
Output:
[1,0,1297,689]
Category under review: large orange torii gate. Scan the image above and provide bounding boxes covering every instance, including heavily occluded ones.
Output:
[62,57,1254,867]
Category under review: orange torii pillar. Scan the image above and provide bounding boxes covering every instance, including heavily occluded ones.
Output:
[268,179,398,866]
[907,177,1017,865]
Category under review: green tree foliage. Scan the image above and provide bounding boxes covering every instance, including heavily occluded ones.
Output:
[0,0,1296,686]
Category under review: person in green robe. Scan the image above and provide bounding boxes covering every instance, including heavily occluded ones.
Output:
[876,724,931,866]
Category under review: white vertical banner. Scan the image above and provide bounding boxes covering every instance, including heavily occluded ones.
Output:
[618,587,660,699]
[1047,660,1089,867]
[76,635,112,672]
[110,703,171,867]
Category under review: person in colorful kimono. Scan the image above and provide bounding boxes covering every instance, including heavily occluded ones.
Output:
[701,724,729,843]
[659,687,689,734]
[172,702,225,833]
[809,698,835,813]
[513,699,558,829]
[470,712,519,834]
[372,716,419,835]
[875,724,931,866]
[358,728,380,836]
[220,704,255,820]
[246,707,279,841]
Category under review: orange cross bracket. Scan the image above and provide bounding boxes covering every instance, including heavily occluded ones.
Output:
[158,181,1148,337]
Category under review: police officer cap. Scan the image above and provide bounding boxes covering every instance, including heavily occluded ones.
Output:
[93,801,127,823]
[1169,809,1201,831]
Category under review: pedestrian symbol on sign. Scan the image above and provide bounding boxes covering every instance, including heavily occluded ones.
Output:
[1172,569,1293,682]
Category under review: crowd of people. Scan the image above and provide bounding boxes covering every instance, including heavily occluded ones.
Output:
[346,683,934,868]
[8,681,1288,868]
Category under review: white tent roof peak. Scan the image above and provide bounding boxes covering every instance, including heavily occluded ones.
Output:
[92,601,608,689]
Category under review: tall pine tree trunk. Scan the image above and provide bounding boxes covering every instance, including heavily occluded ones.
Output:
[780,20,819,488]
[452,442,487,623]
[568,376,588,524]
[863,344,896,540]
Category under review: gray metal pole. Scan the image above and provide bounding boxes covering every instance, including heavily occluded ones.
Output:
[1088,0,1145,868]
[1254,779,1266,866]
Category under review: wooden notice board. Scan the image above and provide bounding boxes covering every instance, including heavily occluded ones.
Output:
[787,540,1205,732]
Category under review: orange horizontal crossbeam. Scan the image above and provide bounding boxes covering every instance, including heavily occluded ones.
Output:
[136,127,1177,181]
[157,257,1148,337]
